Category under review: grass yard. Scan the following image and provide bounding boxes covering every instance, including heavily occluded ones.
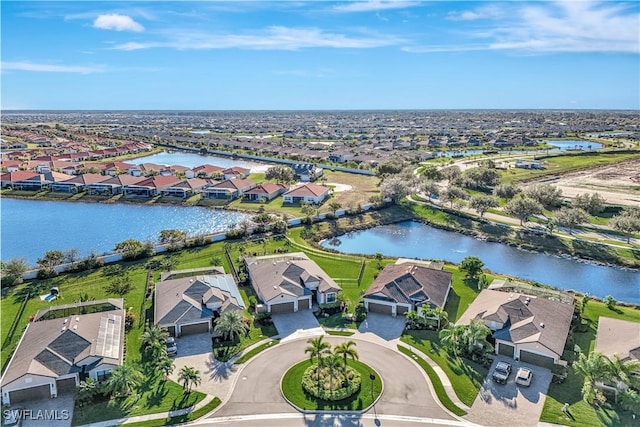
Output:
[401,330,488,407]
[71,376,206,426]
[539,299,640,426]
[234,339,280,364]
[123,397,221,427]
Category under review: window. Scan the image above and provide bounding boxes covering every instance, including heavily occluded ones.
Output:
[326,293,336,303]
[95,370,111,382]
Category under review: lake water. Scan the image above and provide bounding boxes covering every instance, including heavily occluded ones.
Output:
[129,152,265,170]
[1,198,250,266]
[546,140,603,151]
[321,221,640,304]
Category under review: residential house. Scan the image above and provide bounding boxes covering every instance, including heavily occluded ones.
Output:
[186,164,224,179]
[245,252,342,313]
[363,262,451,316]
[123,175,183,197]
[0,171,42,190]
[289,163,323,182]
[222,166,250,180]
[1,161,24,173]
[594,317,640,392]
[161,178,209,198]
[86,174,146,195]
[457,289,574,368]
[102,162,137,176]
[282,183,330,204]
[154,268,245,337]
[515,159,543,169]
[243,183,288,202]
[200,178,256,200]
[1,300,125,405]
[50,173,109,193]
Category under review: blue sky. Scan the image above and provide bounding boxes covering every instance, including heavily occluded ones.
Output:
[2,1,639,110]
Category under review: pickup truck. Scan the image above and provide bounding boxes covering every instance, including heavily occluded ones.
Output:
[492,361,512,384]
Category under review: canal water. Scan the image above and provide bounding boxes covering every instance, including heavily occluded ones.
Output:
[129,151,266,170]
[321,221,640,304]
[1,198,250,266]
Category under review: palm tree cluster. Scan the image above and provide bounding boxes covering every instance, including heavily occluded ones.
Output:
[438,320,494,359]
[178,366,202,394]
[303,336,360,401]
[573,351,640,409]
[405,305,449,330]
[141,325,174,380]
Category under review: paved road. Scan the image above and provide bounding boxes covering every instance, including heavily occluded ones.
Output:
[210,336,456,422]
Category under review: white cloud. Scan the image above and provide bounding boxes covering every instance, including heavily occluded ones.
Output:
[112,26,405,51]
[1,61,106,74]
[409,1,639,54]
[93,14,144,32]
[333,1,419,13]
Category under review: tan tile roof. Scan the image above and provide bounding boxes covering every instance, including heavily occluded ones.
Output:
[595,317,640,362]
[284,183,330,197]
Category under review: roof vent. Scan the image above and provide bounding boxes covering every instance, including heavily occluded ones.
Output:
[75,317,80,322]
[73,325,78,330]
[525,298,530,305]
[63,319,68,324]
[540,322,545,328]
[273,286,277,290]
[61,326,67,332]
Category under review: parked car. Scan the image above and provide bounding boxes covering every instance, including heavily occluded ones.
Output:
[515,367,533,386]
[166,337,177,356]
[492,361,512,384]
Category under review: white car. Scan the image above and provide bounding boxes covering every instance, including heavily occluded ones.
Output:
[166,337,178,356]
[515,367,533,386]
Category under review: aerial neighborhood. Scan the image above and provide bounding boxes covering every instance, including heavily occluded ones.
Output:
[1,110,639,427]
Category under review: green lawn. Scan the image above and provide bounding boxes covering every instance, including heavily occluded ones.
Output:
[123,397,222,427]
[281,359,382,411]
[539,299,640,426]
[71,378,206,426]
[397,345,467,416]
[401,330,488,407]
[234,339,280,364]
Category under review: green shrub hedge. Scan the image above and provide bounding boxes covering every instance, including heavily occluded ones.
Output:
[301,364,361,401]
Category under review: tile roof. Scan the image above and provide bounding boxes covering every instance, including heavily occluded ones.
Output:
[595,317,640,363]
[284,183,330,197]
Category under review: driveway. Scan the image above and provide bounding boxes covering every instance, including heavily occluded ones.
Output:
[271,310,324,342]
[358,312,406,342]
[168,333,238,397]
[466,356,552,427]
[19,394,74,427]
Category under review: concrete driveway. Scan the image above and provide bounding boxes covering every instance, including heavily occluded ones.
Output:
[168,333,238,397]
[466,356,552,427]
[358,312,406,341]
[272,310,324,342]
[18,394,75,427]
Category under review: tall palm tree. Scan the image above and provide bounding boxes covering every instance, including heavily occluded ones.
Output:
[573,352,609,403]
[606,354,640,390]
[334,341,359,367]
[156,355,174,381]
[104,363,144,397]
[178,366,201,393]
[462,320,493,355]
[141,325,169,349]
[214,310,249,342]
[305,336,331,368]
[438,324,465,356]
[323,353,344,398]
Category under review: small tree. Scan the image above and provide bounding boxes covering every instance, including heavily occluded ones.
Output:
[106,275,133,296]
[213,310,249,342]
[328,202,342,216]
[610,214,640,244]
[114,239,147,260]
[504,195,544,225]
[604,295,617,310]
[460,256,484,280]
[573,193,606,215]
[554,207,590,235]
[380,175,411,204]
[178,366,201,393]
[37,250,64,270]
[1,258,29,287]
[469,194,499,218]
[104,363,143,397]
[158,229,187,247]
[440,185,469,209]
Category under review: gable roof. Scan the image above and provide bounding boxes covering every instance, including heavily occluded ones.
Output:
[127,175,183,189]
[1,305,125,387]
[155,273,245,326]
[245,183,288,195]
[192,164,224,174]
[457,289,574,357]
[245,252,341,303]
[364,263,451,308]
[1,170,40,182]
[284,183,330,197]
[595,317,640,363]
[58,173,110,185]
[208,178,255,191]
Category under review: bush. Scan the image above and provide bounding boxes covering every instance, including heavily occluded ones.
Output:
[37,267,58,279]
[301,364,361,401]
[354,303,367,322]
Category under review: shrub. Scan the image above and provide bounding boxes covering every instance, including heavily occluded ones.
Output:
[301,364,361,401]
[37,267,58,279]
[354,303,367,322]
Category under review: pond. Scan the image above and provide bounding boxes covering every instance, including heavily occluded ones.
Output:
[546,140,602,151]
[1,198,250,266]
[129,151,268,171]
[321,221,640,304]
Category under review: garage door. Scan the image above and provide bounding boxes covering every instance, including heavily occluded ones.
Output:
[298,299,310,310]
[8,384,51,403]
[180,322,210,336]
[56,377,77,394]
[166,326,176,337]
[367,302,393,315]
[498,343,515,357]
[397,306,409,315]
[270,301,295,313]
[520,350,555,368]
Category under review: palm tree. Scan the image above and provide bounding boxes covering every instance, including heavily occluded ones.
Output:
[305,336,331,367]
[104,363,144,397]
[334,341,359,367]
[141,325,168,349]
[439,324,465,356]
[462,320,493,355]
[214,310,249,342]
[156,355,174,381]
[606,354,640,390]
[323,353,344,398]
[178,366,201,393]
[573,352,609,403]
